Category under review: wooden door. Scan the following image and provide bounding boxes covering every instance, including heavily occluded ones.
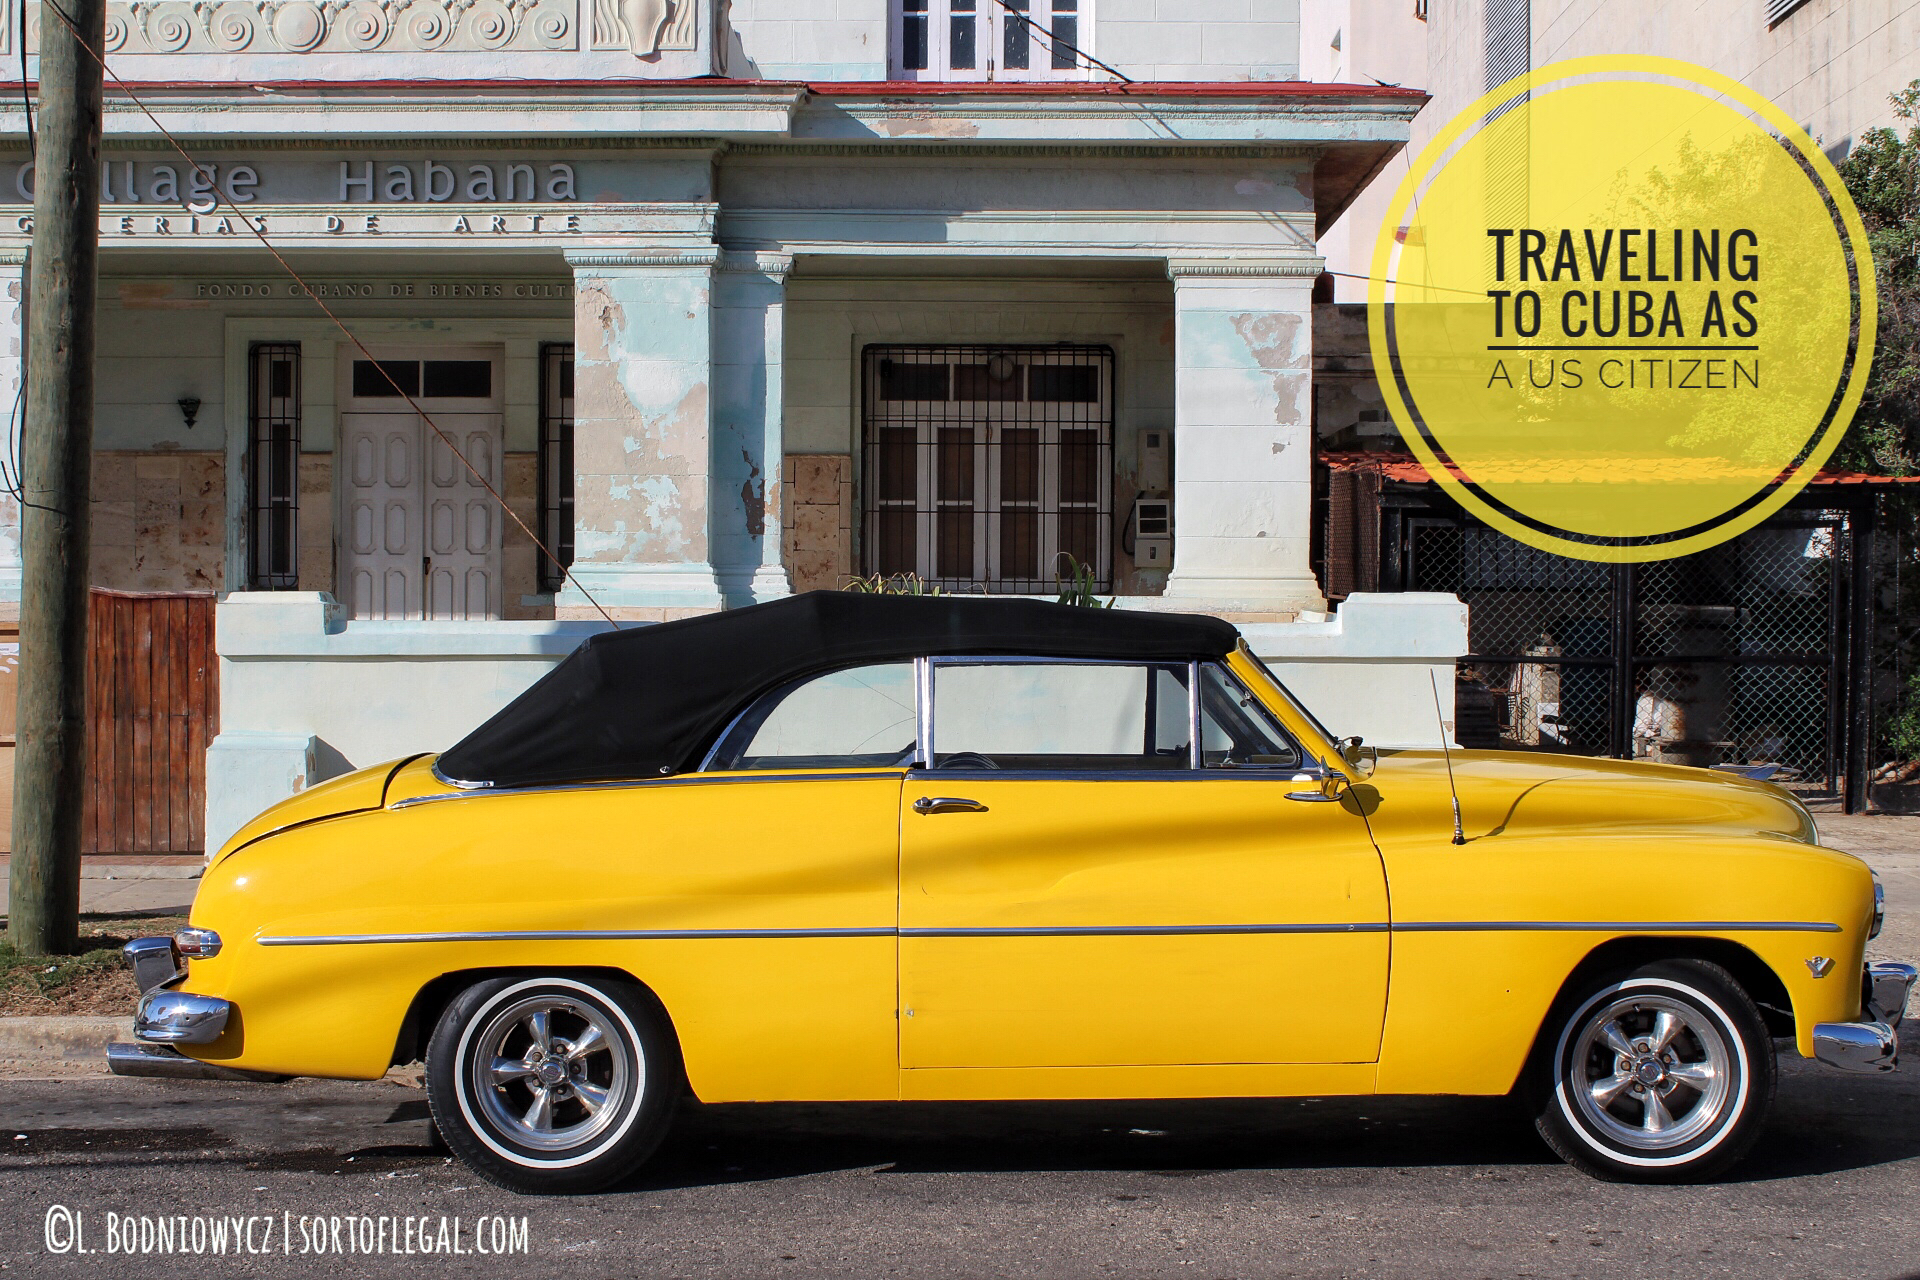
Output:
[82,590,219,854]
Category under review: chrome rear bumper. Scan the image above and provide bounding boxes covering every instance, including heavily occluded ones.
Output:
[106,1042,287,1083]
[1812,961,1915,1074]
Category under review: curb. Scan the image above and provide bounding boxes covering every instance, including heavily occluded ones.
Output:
[0,1016,133,1068]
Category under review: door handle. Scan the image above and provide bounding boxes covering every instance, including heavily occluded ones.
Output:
[913,796,988,815]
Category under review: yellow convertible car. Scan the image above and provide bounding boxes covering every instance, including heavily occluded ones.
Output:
[112,594,1911,1192]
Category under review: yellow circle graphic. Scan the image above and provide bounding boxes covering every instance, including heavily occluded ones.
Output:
[1368,56,1878,562]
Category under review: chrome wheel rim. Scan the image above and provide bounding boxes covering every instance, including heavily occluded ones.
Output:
[467,995,634,1154]
[1568,993,1733,1151]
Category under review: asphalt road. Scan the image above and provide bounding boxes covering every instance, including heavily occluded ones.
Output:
[1,821,1916,1279]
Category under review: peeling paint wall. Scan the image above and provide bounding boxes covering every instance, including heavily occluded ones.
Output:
[90,452,226,593]
[782,453,854,592]
[502,452,551,619]
[296,455,333,593]
[1162,266,1325,616]
[568,263,718,605]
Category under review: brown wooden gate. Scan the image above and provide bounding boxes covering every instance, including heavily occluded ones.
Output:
[82,590,219,854]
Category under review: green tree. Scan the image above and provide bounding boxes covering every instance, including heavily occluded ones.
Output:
[1835,83,1920,473]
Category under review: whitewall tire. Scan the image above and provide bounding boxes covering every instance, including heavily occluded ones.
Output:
[426,975,680,1194]
[1529,958,1775,1183]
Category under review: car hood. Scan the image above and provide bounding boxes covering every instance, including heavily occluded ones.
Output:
[211,754,426,864]
[1364,748,1821,846]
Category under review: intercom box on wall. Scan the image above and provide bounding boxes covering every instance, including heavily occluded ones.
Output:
[1133,499,1171,567]
[1137,429,1170,491]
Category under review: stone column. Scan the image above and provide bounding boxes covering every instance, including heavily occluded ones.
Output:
[712,251,793,604]
[0,256,22,618]
[1161,259,1327,617]
[560,250,725,618]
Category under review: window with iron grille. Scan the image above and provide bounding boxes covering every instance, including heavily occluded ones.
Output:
[247,342,301,590]
[537,343,576,594]
[892,0,1091,79]
[862,345,1113,594]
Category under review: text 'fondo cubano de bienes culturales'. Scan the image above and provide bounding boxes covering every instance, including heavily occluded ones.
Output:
[1479,227,1762,393]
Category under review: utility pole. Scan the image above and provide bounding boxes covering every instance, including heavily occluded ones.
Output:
[11,0,104,955]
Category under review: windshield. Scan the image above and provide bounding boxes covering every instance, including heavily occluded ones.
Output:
[1236,643,1342,748]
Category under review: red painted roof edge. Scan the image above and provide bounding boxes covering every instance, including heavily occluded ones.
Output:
[0,76,1427,103]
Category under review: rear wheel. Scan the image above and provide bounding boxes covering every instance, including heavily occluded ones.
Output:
[426,975,680,1194]
[1528,958,1774,1183]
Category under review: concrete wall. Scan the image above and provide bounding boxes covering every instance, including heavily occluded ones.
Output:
[724,0,1304,83]
[1316,0,1920,301]
[1526,0,1920,157]
[1093,0,1301,82]
[1244,592,1468,749]
[205,587,1466,851]
[1306,0,1431,303]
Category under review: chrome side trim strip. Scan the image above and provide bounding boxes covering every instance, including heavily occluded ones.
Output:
[255,919,1840,947]
[258,927,898,946]
[902,923,1390,938]
[389,770,909,810]
[1391,920,1843,933]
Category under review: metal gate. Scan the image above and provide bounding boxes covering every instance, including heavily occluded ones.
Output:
[1391,502,1860,795]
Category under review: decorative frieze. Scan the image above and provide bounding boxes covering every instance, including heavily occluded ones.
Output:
[90,0,580,54]
[24,0,712,58]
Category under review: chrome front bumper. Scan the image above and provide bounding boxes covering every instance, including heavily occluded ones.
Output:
[124,934,233,1046]
[106,1042,286,1083]
[134,989,233,1044]
[1812,961,1916,1074]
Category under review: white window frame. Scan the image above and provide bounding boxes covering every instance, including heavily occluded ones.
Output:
[889,0,1095,81]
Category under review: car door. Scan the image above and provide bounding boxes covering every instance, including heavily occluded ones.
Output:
[537,660,919,1102]
[897,657,1389,1070]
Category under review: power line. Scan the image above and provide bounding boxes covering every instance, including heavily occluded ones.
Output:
[986,0,1133,85]
[35,0,621,628]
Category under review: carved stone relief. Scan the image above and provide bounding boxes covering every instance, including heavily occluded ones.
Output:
[590,0,694,54]
[78,0,581,53]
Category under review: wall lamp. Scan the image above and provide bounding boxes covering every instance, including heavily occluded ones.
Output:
[177,396,201,430]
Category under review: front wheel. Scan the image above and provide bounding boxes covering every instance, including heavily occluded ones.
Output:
[1528,958,1775,1183]
[426,974,681,1194]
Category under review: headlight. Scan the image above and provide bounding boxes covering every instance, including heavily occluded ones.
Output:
[174,927,223,959]
[1871,876,1885,941]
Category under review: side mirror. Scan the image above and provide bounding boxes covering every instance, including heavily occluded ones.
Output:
[1338,736,1377,778]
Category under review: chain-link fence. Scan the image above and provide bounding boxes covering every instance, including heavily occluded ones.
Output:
[1401,504,1853,793]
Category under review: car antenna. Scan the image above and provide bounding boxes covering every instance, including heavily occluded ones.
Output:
[1430,669,1466,845]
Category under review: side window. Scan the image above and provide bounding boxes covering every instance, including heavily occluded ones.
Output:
[1198,664,1301,769]
[930,662,1192,770]
[706,663,918,771]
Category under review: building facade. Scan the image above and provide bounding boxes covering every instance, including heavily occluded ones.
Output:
[0,0,1479,850]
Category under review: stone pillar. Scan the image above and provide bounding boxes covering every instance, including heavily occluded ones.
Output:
[559,250,725,617]
[0,256,22,618]
[1161,259,1326,617]
[712,251,793,605]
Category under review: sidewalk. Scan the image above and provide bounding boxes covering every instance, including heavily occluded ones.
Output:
[0,855,200,919]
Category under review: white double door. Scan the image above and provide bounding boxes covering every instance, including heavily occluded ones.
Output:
[340,414,501,619]
[338,349,504,620]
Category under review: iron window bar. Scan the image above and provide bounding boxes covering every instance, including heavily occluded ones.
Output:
[862,343,1115,595]
[246,342,301,590]
[537,343,575,595]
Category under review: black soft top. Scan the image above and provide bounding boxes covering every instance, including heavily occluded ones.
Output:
[436,592,1240,789]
